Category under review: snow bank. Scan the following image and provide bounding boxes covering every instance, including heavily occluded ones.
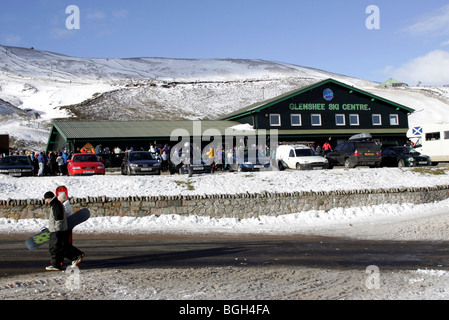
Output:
[1,167,448,200]
[0,198,447,237]
[0,167,448,238]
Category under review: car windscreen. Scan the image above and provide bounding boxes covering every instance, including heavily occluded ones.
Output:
[295,149,316,157]
[73,155,99,162]
[0,157,31,166]
[129,152,156,161]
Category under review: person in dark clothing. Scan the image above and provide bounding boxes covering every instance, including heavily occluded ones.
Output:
[58,192,84,267]
[44,191,68,271]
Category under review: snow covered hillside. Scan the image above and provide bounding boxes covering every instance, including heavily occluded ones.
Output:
[1,44,449,151]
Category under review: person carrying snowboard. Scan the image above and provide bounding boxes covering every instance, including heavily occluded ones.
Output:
[58,191,84,267]
[44,191,68,271]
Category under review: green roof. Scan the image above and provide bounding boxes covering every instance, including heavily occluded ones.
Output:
[381,78,409,87]
[47,120,257,152]
[219,78,414,120]
[49,120,249,141]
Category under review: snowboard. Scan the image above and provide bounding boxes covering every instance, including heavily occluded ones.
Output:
[25,208,90,251]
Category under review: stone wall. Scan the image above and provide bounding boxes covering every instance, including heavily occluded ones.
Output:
[1,186,449,220]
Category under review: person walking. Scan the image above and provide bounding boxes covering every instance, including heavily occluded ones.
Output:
[206,146,215,173]
[37,152,47,176]
[322,138,333,155]
[44,191,68,271]
[56,152,65,176]
[58,191,84,267]
[161,151,168,172]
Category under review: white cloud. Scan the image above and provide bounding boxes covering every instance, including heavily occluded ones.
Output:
[50,28,76,39]
[2,34,22,45]
[86,11,107,21]
[403,5,449,37]
[112,9,129,20]
[386,50,449,86]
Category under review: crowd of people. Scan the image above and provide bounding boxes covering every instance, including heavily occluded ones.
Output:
[2,138,337,176]
[1,149,72,176]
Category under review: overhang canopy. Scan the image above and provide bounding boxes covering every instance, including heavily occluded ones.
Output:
[46,120,253,152]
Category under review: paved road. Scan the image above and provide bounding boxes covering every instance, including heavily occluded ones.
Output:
[1,233,449,277]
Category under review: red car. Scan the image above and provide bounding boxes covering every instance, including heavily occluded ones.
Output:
[67,153,105,176]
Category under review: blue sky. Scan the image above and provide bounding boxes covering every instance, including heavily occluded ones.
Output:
[2,0,449,85]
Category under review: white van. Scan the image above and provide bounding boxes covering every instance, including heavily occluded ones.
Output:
[275,145,329,170]
[407,123,449,164]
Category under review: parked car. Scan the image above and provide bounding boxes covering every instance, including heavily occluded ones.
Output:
[169,159,213,175]
[0,155,34,177]
[381,146,431,168]
[275,145,329,170]
[325,133,381,169]
[228,148,271,172]
[121,151,161,175]
[67,153,105,176]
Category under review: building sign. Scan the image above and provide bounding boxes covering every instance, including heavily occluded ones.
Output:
[289,103,370,111]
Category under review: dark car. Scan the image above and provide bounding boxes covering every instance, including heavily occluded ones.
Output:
[326,134,382,169]
[381,146,431,168]
[228,148,271,172]
[121,151,161,175]
[169,159,212,175]
[0,155,35,177]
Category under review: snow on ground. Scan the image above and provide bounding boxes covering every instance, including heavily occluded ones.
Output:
[1,167,448,201]
[1,167,449,300]
[0,167,448,238]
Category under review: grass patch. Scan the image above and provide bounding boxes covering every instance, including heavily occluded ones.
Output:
[410,167,449,175]
[174,180,195,191]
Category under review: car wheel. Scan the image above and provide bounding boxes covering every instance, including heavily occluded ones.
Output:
[296,163,301,170]
[397,159,405,168]
[278,161,285,171]
[344,158,355,169]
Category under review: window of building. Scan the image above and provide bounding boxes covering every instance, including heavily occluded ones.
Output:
[349,114,359,126]
[311,114,322,126]
[269,114,281,126]
[335,114,345,126]
[389,114,399,126]
[426,132,440,141]
[372,114,382,126]
[444,131,449,140]
[291,114,302,126]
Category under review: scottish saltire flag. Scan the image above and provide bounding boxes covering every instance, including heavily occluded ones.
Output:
[412,126,423,136]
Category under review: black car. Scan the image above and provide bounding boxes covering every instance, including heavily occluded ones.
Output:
[121,151,161,175]
[0,155,35,177]
[169,160,213,176]
[326,134,382,169]
[381,146,431,168]
[228,148,271,172]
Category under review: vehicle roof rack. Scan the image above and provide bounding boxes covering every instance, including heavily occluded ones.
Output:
[348,132,373,141]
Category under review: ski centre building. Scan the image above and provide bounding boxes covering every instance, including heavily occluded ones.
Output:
[46,78,415,156]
